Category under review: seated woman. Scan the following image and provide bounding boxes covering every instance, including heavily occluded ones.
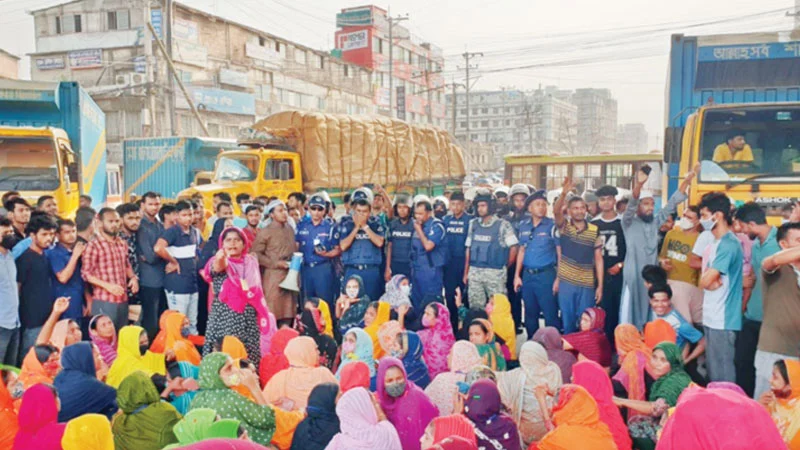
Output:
[18,344,60,389]
[336,275,370,336]
[761,359,800,449]
[259,328,299,387]
[166,408,244,448]
[424,341,482,416]
[89,314,118,365]
[376,357,439,450]
[487,294,516,360]
[465,379,521,450]
[54,342,117,422]
[377,319,403,358]
[150,361,200,415]
[290,383,340,450]
[61,413,114,450]
[325,387,402,450]
[613,342,693,450]
[364,301,391,359]
[497,342,563,445]
[106,325,167,388]
[391,330,431,389]
[150,310,178,354]
[533,327,576,384]
[264,336,337,411]
[532,384,617,450]
[379,275,417,330]
[643,319,677,350]
[307,297,334,338]
[163,311,202,366]
[572,360,632,450]
[419,415,477,449]
[611,324,652,407]
[111,371,181,450]
[0,373,18,450]
[339,361,371,393]
[13,384,66,450]
[562,307,612,368]
[296,308,337,370]
[469,319,507,372]
[336,328,376,391]
[418,302,457,379]
[35,299,82,350]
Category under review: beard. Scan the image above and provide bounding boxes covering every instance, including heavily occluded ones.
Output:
[639,213,654,223]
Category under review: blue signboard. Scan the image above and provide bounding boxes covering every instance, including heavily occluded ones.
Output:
[336,8,372,27]
[151,9,163,39]
[189,88,255,116]
[698,41,800,62]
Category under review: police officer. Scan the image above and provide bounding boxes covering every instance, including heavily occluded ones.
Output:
[296,194,339,308]
[433,196,449,220]
[443,191,472,330]
[506,183,530,331]
[410,195,447,309]
[385,193,414,280]
[514,189,560,338]
[494,185,511,217]
[336,187,385,301]
[464,189,519,309]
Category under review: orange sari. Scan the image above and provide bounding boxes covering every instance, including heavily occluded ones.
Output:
[533,384,617,450]
[0,379,18,450]
[163,312,202,366]
[612,324,652,403]
[149,310,178,354]
[18,348,54,389]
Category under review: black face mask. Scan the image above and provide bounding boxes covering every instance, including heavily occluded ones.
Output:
[0,235,15,250]
[139,344,149,356]
[496,205,510,217]
[434,210,446,219]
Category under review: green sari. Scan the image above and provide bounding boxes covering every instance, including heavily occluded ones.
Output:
[111,371,181,450]
[649,342,692,406]
[476,342,507,371]
[165,408,242,448]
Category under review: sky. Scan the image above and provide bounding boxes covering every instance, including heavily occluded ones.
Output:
[0,0,795,149]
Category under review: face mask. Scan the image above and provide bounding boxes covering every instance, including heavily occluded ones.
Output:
[421,316,433,328]
[43,361,60,373]
[346,287,359,299]
[485,304,494,316]
[224,373,241,387]
[385,381,407,398]
[139,344,149,356]
[700,217,717,231]
[678,217,695,231]
[180,327,191,338]
[434,210,445,219]
[0,235,15,250]
[399,285,411,296]
[342,341,356,354]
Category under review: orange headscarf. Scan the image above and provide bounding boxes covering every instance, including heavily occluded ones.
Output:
[364,302,391,359]
[149,310,178,354]
[431,415,477,447]
[263,336,337,411]
[221,336,248,361]
[643,319,677,350]
[771,359,800,448]
[0,377,18,449]
[18,348,56,389]
[271,407,305,450]
[535,384,617,450]
[259,328,299,387]
[164,312,202,366]
[613,324,652,403]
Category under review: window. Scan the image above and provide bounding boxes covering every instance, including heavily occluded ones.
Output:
[264,159,295,180]
[55,17,61,34]
[74,15,82,32]
[108,10,130,30]
[481,121,489,127]
[107,170,121,197]
[481,108,488,114]
[316,54,324,69]
[294,49,306,65]
[459,121,467,128]
[62,15,82,33]
[472,108,478,115]
[459,109,466,115]
[318,97,326,110]
[343,65,351,78]
[505,120,511,126]
[180,115,195,135]
[208,123,221,137]
[275,42,282,53]
[259,36,266,46]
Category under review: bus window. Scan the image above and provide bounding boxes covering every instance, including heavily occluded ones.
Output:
[574,164,602,192]
[607,163,632,189]
[546,164,568,190]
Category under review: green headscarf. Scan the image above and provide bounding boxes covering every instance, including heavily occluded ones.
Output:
[164,408,241,449]
[111,371,181,450]
[190,352,276,446]
[649,342,692,406]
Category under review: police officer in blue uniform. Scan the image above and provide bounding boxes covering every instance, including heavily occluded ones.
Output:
[385,193,414,281]
[410,195,447,309]
[296,193,340,308]
[336,187,386,301]
[442,191,472,330]
[514,189,560,338]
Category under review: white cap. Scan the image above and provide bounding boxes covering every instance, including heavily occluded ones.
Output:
[413,194,432,207]
[493,185,510,196]
[640,190,654,200]
[265,199,286,215]
[433,195,449,209]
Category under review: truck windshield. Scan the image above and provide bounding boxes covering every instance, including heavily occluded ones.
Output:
[215,155,258,182]
[0,136,60,191]
[698,107,800,184]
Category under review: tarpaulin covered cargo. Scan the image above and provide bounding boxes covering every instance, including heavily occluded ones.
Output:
[250,111,466,192]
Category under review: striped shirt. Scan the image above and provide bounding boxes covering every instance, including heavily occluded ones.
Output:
[162,225,200,294]
[558,220,601,288]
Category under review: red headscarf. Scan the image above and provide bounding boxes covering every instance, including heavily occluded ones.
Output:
[431,415,477,447]
[0,378,18,449]
[13,384,66,450]
[562,307,612,367]
[339,361,371,393]
[572,360,632,450]
[258,328,299,387]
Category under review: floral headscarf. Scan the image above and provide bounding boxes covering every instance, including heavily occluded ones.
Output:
[418,302,456,379]
[379,275,412,309]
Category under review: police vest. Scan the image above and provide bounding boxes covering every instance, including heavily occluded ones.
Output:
[444,213,471,260]
[411,219,447,269]
[469,219,507,269]
[389,218,414,264]
[296,221,333,266]
[341,218,383,266]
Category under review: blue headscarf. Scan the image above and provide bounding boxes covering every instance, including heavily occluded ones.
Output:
[290,383,340,450]
[336,328,376,390]
[401,331,431,389]
[169,361,199,415]
[54,342,118,422]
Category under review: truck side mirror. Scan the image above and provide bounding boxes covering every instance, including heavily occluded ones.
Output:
[664,127,683,164]
[278,161,291,181]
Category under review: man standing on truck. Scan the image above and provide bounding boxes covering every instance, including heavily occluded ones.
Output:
[136,191,166,339]
[443,191,472,330]
[296,194,340,309]
[712,129,754,163]
[336,188,385,302]
[410,196,447,309]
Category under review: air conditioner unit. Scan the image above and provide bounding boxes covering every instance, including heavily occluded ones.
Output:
[115,74,128,85]
[130,73,147,95]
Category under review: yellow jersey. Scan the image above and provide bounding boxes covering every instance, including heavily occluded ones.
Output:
[712,143,754,163]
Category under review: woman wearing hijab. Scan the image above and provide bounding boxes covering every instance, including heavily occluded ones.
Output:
[562,307,613,367]
[469,319,507,372]
[54,342,117,422]
[424,341,482,416]
[13,384,66,450]
[150,310,178,354]
[364,301,391,359]
[306,297,334,338]
[418,302,457,379]
[111,371,181,450]
[160,312,201,366]
[572,360,632,450]
[643,319,677,350]
[89,314,118,365]
[376,357,439,450]
[613,342,693,449]
[659,386,787,450]
[532,385,618,450]
[533,327,576,384]
[456,309,488,341]
[106,325,166,388]
[290,383,340,450]
[325,387,402,450]
[336,328,376,390]
[420,415,477,449]
[487,294,517,359]
[497,341,563,444]
[336,275,371,336]
[297,309,337,370]
[61,413,114,450]
[221,336,249,361]
[18,344,60,389]
[264,336,338,411]
[165,409,242,448]
[611,324,652,405]
[202,227,276,368]
[40,318,81,350]
[166,361,201,416]
[259,328,300,387]
[392,330,431,388]
[765,359,800,448]
[464,379,521,450]
[380,275,413,310]
[0,376,18,450]
[340,361,371,393]
[377,320,403,355]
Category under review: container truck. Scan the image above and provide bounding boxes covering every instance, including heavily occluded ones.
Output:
[664,31,800,224]
[0,80,108,216]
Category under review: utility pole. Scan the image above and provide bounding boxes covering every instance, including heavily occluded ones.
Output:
[143,0,157,136]
[459,51,482,158]
[165,0,176,135]
[387,10,409,119]
[447,82,465,135]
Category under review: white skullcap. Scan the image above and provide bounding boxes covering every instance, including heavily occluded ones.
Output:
[265,199,286,215]
[639,190,654,200]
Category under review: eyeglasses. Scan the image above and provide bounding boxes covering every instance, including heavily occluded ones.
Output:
[310,206,324,212]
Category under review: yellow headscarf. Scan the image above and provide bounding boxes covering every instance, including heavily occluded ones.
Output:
[62,413,114,450]
[489,294,517,359]
[317,300,334,338]
[106,325,166,388]
[364,302,391,359]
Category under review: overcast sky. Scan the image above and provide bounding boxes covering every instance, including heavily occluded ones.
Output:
[1,0,795,148]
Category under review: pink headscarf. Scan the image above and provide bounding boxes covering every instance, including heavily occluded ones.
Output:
[376,357,439,450]
[572,360,632,450]
[418,303,456,379]
[13,384,67,450]
[326,387,402,450]
[424,341,482,416]
[89,315,118,365]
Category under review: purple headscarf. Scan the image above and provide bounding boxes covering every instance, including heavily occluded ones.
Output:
[89,314,118,365]
[464,379,521,450]
[376,357,439,450]
[533,327,577,384]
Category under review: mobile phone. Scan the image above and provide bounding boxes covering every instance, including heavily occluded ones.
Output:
[456,381,470,395]
[640,164,652,176]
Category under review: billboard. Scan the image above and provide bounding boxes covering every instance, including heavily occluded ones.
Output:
[35,56,65,70]
[339,30,369,51]
[336,7,372,27]
[68,49,102,69]
[177,87,256,116]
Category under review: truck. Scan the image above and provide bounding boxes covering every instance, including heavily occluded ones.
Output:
[178,111,466,210]
[664,32,800,224]
[0,80,108,216]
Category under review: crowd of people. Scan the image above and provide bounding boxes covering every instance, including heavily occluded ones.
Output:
[0,160,799,449]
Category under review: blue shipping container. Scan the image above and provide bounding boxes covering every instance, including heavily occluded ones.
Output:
[123,136,240,199]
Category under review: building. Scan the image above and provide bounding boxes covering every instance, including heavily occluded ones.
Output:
[0,49,20,79]
[30,0,374,164]
[573,88,618,154]
[334,5,446,127]
[531,88,578,155]
[616,123,649,154]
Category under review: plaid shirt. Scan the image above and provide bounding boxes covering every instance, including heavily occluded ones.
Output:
[81,232,132,304]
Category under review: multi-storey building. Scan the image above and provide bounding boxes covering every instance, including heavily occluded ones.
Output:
[574,88,618,154]
[616,123,649,154]
[0,49,19,80]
